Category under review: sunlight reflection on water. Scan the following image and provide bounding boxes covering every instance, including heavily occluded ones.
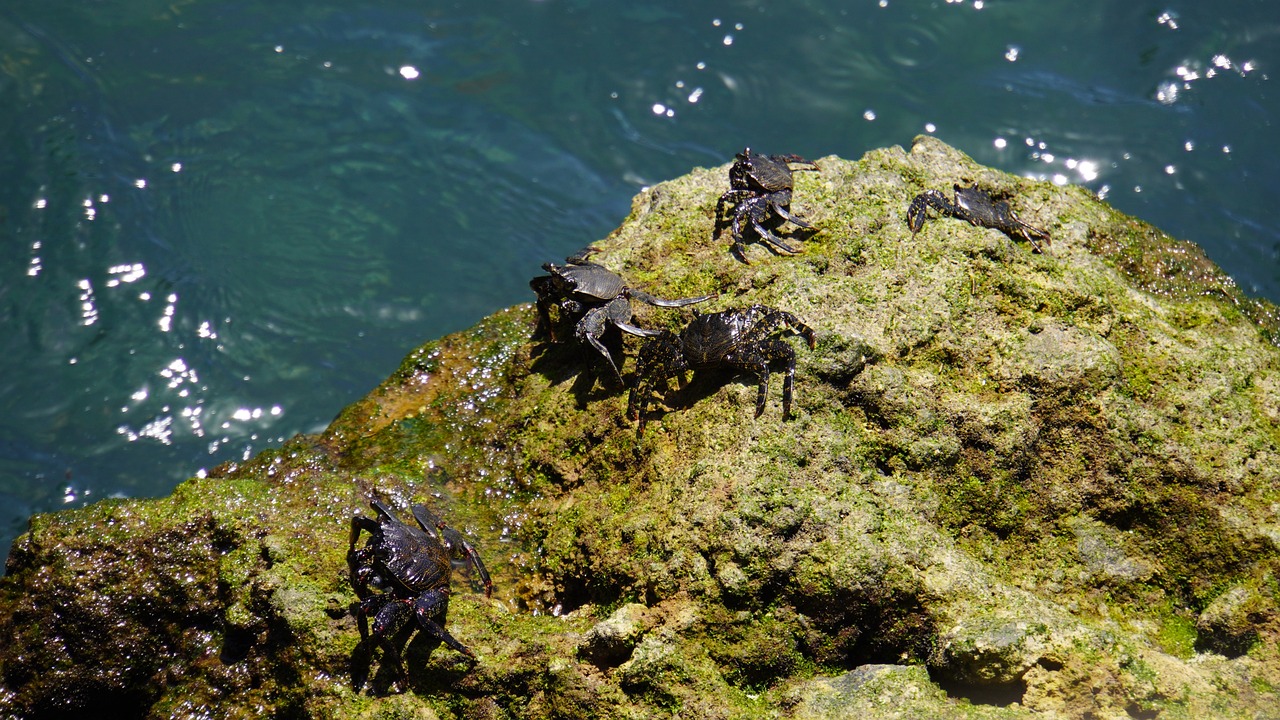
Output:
[1,0,1277,563]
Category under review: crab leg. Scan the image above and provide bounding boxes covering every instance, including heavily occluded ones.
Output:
[627,288,717,308]
[906,189,955,233]
[615,320,662,338]
[749,217,801,255]
[773,153,819,172]
[572,306,624,380]
[410,506,493,599]
[768,196,814,230]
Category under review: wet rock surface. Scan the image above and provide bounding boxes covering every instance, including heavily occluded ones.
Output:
[2,137,1279,718]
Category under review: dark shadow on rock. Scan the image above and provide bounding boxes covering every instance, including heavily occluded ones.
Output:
[632,368,774,432]
[402,635,477,697]
[219,626,257,665]
[349,614,421,695]
[930,670,1028,708]
[529,335,630,410]
[790,579,937,671]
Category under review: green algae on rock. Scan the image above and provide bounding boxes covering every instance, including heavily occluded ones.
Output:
[2,136,1279,718]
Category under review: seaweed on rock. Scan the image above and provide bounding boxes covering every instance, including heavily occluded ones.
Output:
[2,137,1279,718]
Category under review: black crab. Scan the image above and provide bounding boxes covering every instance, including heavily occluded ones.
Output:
[627,304,817,435]
[530,247,715,381]
[907,183,1051,253]
[348,500,492,689]
[715,148,820,262]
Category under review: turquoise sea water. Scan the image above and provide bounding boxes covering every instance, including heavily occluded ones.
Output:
[1,0,1276,564]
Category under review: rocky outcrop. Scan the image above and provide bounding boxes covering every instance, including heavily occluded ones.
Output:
[3,137,1278,718]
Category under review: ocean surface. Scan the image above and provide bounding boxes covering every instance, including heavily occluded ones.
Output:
[1,0,1276,565]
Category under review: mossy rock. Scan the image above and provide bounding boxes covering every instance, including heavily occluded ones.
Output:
[3,137,1279,718]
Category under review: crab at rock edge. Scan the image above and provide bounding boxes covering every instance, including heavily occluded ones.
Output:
[530,247,715,382]
[348,500,492,690]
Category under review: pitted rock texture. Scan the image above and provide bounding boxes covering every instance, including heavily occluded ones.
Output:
[2,137,1278,719]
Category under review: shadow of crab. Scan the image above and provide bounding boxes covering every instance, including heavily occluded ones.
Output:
[349,624,474,696]
[629,368,775,432]
[529,332,630,408]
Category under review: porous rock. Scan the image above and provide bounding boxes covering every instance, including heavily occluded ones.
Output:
[2,137,1279,718]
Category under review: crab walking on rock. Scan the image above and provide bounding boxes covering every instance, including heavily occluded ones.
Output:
[628,304,817,435]
[907,183,1051,253]
[348,500,491,690]
[715,148,820,262]
[530,247,716,381]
